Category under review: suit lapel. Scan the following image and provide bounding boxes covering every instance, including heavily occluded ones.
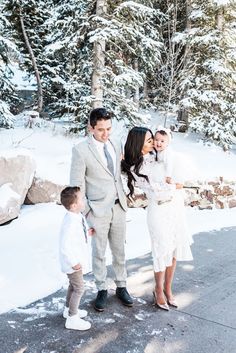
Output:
[88,135,104,166]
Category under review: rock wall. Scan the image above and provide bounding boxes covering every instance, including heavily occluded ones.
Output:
[127,177,236,210]
[30,176,233,210]
[184,178,236,209]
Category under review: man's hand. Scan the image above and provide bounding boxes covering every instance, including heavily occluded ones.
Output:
[176,183,183,189]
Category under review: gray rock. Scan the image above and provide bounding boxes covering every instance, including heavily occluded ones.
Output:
[0,150,36,224]
[26,177,66,204]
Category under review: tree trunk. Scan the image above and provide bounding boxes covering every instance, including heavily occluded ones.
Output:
[185,0,191,60]
[19,7,43,113]
[216,6,224,31]
[91,0,107,109]
[133,59,139,108]
[177,0,192,126]
[212,6,225,110]
[164,0,178,127]
[143,81,148,100]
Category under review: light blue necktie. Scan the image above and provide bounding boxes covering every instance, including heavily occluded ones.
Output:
[103,143,114,175]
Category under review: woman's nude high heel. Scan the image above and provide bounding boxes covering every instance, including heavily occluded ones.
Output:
[163,291,178,308]
[167,298,178,308]
[153,291,169,311]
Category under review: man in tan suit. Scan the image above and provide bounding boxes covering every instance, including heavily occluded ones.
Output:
[70,108,133,311]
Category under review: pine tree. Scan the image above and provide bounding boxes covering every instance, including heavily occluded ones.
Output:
[88,0,164,125]
[41,0,94,127]
[1,1,165,129]
[3,0,54,113]
[40,0,164,127]
[0,7,20,127]
[148,0,188,123]
[180,0,236,149]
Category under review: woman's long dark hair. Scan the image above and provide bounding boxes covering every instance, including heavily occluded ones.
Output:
[121,127,153,198]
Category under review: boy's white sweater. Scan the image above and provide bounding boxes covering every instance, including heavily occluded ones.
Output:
[59,211,91,274]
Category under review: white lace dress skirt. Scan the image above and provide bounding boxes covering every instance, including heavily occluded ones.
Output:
[132,154,193,272]
[147,189,193,272]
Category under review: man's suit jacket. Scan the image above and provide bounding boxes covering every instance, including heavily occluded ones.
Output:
[70,135,127,217]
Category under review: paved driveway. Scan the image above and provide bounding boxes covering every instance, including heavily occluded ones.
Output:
[0,227,236,353]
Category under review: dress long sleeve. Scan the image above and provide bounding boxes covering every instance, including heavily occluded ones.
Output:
[132,154,175,203]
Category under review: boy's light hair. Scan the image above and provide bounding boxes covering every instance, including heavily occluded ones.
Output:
[60,186,80,210]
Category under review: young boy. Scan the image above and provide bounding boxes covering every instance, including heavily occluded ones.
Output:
[154,126,173,184]
[59,186,92,331]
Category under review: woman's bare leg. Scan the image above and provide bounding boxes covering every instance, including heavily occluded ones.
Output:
[164,257,177,300]
[154,271,167,305]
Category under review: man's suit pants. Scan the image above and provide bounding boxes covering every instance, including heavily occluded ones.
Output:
[88,203,127,290]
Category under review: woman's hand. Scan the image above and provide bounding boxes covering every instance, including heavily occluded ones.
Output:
[175,183,183,189]
[72,263,82,271]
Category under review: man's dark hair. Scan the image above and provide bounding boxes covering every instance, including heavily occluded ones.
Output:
[89,108,111,128]
[60,186,80,210]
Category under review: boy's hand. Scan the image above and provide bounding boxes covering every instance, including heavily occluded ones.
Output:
[176,183,183,189]
[72,263,82,271]
[88,227,95,236]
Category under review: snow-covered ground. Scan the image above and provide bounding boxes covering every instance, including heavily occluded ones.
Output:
[0,121,236,314]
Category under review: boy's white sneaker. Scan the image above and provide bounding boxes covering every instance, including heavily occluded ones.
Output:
[65,315,91,331]
[63,307,87,319]
[62,307,68,318]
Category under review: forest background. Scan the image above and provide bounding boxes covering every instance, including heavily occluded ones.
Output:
[0,0,236,149]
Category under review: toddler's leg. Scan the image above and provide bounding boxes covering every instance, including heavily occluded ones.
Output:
[65,282,73,308]
[67,270,84,316]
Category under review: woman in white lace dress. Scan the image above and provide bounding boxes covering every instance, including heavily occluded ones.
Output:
[122,127,193,311]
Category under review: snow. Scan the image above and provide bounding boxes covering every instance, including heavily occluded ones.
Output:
[0,124,236,314]
[0,147,33,159]
[213,0,232,5]
[0,183,20,207]
[0,128,79,185]
[8,63,36,91]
